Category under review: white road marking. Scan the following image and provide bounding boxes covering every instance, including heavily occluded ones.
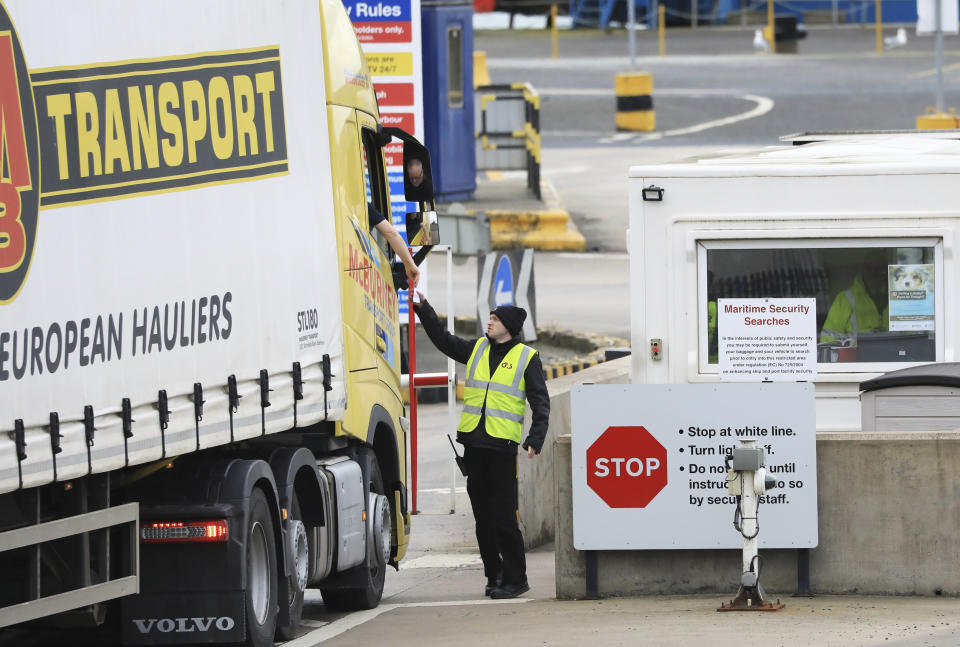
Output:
[286,598,532,646]
[599,93,775,143]
[539,87,762,97]
[299,619,330,628]
[602,132,640,143]
[418,486,467,494]
[401,553,483,569]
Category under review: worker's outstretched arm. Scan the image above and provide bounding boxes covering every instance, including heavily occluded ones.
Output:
[374,219,420,289]
[412,293,475,363]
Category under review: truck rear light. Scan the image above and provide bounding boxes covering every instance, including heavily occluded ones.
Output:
[141,520,229,543]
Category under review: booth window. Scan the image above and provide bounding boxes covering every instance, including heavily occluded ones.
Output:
[700,241,938,368]
[447,25,463,108]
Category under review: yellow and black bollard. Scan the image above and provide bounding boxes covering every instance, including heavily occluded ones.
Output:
[614,72,655,132]
[916,107,958,129]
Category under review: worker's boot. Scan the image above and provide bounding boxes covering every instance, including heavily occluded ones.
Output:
[490,579,529,599]
[485,573,503,596]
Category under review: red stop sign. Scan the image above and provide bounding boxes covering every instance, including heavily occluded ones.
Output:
[586,426,668,508]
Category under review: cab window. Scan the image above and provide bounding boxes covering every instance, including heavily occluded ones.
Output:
[360,129,391,256]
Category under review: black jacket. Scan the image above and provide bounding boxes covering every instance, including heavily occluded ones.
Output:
[414,298,550,454]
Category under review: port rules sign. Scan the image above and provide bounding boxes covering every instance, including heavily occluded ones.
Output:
[571,384,817,550]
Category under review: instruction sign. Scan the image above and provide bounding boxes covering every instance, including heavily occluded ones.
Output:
[718,298,816,382]
[571,384,817,550]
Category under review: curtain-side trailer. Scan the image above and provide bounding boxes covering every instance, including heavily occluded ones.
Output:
[0,1,438,644]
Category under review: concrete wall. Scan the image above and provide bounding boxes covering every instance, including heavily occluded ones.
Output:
[556,430,960,598]
[518,357,631,549]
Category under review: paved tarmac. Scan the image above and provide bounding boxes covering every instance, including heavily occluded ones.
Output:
[476,24,960,150]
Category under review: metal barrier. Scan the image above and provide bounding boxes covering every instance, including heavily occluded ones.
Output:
[475,83,542,200]
[641,0,918,28]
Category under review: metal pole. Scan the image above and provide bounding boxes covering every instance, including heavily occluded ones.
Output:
[551,3,559,59]
[875,0,882,54]
[628,0,637,67]
[408,279,418,514]
[692,0,698,28]
[936,0,945,113]
[795,548,812,596]
[767,0,776,54]
[832,0,838,26]
[659,4,666,55]
[445,246,457,514]
[741,475,759,585]
[740,0,746,27]
[585,550,599,599]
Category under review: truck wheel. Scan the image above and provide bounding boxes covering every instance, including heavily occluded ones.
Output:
[275,493,310,641]
[244,488,279,647]
[320,450,388,610]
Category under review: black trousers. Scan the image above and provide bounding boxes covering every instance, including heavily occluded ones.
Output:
[463,446,527,585]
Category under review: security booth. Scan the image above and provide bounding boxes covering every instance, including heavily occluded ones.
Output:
[628,132,960,432]
[421,0,476,201]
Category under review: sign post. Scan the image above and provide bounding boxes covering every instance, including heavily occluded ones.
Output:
[918,0,959,114]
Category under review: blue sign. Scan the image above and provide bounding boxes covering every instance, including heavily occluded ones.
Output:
[494,256,514,306]
[391,197,417,317]
[342,0,413,22]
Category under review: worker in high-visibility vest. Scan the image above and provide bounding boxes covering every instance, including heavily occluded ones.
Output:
[820,252,890,346]
[413,291,549,600]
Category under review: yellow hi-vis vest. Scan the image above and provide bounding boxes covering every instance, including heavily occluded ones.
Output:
[458,338,536,443]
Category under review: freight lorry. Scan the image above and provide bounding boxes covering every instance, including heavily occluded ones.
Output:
[629,132,960,432]
[0,0,438,644]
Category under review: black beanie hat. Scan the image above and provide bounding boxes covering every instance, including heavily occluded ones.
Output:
[490,305,527,338]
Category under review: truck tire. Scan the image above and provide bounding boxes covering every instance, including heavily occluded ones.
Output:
[244,488,279,647]
[275,493,309,641]
[319,450,387,610]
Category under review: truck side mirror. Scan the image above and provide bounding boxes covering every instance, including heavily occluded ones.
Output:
[377,126,436,204]
[402,141,434,203]
[406,211,439,246]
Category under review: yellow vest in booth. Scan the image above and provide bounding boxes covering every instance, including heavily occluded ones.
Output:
[458,338,536,443]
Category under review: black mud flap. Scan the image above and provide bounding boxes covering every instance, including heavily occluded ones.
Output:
[121,591,245,644]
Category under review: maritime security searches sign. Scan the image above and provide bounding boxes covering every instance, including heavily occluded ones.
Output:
[718,298,816,382]
[571,384,817,550]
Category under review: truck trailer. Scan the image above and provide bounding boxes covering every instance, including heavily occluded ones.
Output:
[0,1,437,644]
[629,132,960,431]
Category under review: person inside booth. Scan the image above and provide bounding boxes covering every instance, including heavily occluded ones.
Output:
[819,249,890,348]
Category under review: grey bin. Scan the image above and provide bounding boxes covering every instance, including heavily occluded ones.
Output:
[860,363,960,431]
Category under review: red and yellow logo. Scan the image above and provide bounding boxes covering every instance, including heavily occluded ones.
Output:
[0,4,39,305]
